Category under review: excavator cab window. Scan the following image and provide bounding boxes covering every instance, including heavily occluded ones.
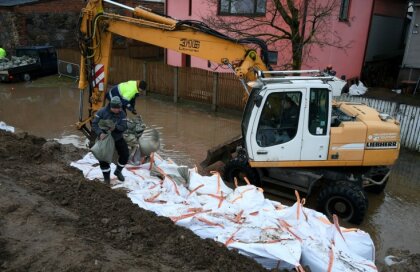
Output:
[256,92,301,147]
[308,88,329,135]
[242,88,262,140]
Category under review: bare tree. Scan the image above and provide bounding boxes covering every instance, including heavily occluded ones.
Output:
[201,0,351,70]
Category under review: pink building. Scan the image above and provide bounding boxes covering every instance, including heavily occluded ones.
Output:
[166,0,407,80]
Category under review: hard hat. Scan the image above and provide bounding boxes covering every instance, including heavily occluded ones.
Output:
[110,96,122,108]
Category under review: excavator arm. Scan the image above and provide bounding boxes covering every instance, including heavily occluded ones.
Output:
[76,0,269,140]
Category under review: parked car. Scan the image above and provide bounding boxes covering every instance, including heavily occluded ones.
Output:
[0,46,58,82]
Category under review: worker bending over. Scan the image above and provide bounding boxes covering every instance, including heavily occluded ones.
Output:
[106,80,147,114]
[92,96,129,184]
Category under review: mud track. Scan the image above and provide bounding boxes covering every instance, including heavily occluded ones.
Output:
[0,130,267,272]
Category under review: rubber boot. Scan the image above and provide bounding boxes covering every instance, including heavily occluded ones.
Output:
[103,171,111,185]
[114,167,125,182]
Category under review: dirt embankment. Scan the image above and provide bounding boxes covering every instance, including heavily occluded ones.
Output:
[0,130,268,272]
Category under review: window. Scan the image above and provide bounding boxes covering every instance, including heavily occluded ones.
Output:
[219,0,266,16]
[256,92,301,147]
[308,89,329,135]
[339,0,351,21]
[267,51,278,65]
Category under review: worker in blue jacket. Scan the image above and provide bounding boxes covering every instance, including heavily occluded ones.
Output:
[106,80,147,114]
[92,96,129,184]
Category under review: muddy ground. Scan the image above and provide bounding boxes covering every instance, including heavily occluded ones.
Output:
[1,129,419,271]
[0,130,268,272]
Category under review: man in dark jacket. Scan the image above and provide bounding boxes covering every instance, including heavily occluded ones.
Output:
[92,96,129,184]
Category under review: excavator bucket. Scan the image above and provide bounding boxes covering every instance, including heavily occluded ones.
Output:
[200,135,242,168]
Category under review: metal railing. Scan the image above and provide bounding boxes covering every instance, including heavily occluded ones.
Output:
[57,60,80,81]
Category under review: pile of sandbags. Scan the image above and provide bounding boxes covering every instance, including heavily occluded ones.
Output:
[0,55,37,70]
[71,152,377,271]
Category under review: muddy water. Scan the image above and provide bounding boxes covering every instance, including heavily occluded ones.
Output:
[0,77,419,262]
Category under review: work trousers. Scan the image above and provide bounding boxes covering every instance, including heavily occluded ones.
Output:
[99,138,129,172]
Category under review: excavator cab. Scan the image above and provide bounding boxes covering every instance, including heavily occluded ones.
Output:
[243,72,332,162]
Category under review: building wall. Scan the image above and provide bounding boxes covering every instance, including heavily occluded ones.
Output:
[302,0,374,79]
[166,0,378,79]
[402,5,420,69]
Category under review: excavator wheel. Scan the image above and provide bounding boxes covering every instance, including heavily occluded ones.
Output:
[223,158,260,187]
[317,180,368,225]
[22,73,31,82]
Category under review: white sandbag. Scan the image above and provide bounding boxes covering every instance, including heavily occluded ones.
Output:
[342,229,376,262]
[0,121,15,132]
[300,217,376,272]
[188,171,233,195]
[349,81,367,96]
[227,185,266,212]
[90,133,115,163]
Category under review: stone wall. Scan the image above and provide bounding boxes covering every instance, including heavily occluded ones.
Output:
[0,12,21,54]
[0,0,164,54]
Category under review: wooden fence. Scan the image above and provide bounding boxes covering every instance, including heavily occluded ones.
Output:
[57,49,245,110]
[336,96,420,152]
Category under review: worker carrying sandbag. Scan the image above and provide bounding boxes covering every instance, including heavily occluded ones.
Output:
[92,96,129,185]
[106,80,147,115]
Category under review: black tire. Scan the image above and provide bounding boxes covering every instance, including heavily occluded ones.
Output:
[22,73,31,82]
[364,175,389,194]
[317,181,368,225]
[223,158,259,187]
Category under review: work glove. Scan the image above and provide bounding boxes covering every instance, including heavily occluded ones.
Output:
[131,109,137,115]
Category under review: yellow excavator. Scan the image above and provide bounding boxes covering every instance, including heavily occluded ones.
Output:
[77,0,400,224]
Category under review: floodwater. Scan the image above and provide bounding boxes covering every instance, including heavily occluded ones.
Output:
[0,77,419,263]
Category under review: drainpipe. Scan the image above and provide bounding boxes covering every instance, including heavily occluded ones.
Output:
[361,0,376,79]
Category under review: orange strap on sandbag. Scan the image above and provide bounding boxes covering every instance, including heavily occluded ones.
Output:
[278,219,302,242]
[210,171,222,194]
[295,190,301,220]
[327,241,335,272]
[333,214,345,242]
[208,192,225,208]
[144,192,161,203]
[149,152,155,170]
[196,217,224,228]
[170,209,210,223]
[225,228,241,246]
[234,177,239,188]
[187,184,204,197]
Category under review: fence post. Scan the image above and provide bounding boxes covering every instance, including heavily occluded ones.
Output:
[212,73,218,111]
[143,61,147,95]
[174,67,178,103]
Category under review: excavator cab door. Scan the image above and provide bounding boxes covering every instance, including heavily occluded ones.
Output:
[245,88,305,161]
[300,88,331,160]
